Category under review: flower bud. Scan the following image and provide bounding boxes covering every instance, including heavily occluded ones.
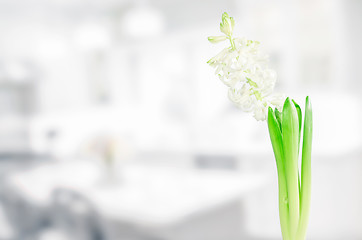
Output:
[220,12,235,36]
[208,36,227,44]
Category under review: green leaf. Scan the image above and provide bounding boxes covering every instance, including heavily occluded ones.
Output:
[292,99,302,198]
[275,108,283,133]
[296,96,313,240]
[282,97,300,238]
[292,99,302,153]
[267,107,290,240]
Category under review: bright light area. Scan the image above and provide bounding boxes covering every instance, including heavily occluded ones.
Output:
[0,0,361,240]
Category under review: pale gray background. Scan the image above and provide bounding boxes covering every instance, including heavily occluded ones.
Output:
[0,0,361,239]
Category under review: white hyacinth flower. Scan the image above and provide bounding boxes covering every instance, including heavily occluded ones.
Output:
[208,12,285,121]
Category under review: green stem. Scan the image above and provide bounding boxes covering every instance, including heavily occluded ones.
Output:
[228,36,236,50]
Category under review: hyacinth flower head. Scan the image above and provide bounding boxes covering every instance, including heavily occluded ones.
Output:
[208,13,313,240]
[207,13,285,121]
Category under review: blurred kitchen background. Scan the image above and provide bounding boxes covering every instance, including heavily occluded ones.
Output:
[0,0,361,239]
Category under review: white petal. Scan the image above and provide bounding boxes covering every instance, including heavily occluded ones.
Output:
[253,101,268,121]
[269,94,286,110]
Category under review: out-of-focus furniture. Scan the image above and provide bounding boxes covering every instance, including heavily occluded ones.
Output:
[5,160,266,240]
[0,185,50,239]
[46,188,105,240]
[0,203,14,239]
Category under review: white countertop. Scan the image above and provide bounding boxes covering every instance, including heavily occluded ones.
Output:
[7,160,266,227]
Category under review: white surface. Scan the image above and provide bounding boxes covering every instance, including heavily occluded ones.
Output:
[7,160,266,227]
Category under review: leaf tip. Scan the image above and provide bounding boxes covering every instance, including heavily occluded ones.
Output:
[306,96,311,106]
